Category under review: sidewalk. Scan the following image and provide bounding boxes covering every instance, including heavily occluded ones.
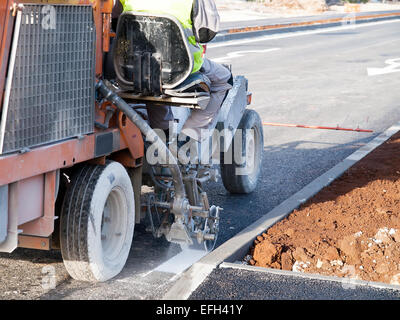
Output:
[215,0,400,38]
[216,0,400,19]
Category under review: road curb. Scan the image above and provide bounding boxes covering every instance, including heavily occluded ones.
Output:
[163,121,400,300]
[213,12,400,43]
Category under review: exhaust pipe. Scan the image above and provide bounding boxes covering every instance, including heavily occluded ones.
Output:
[95,80,187,201]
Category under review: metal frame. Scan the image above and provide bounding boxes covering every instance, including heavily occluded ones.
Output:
[118,92,210,110]
[1,4,96,155]
[216,76,248,153]
[0,9,22,154]
[0,0,14,104]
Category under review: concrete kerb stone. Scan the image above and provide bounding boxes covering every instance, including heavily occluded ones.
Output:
[163,121,400,300]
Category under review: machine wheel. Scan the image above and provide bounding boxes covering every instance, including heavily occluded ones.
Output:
[60,161,135,282]
[220,109,263,194]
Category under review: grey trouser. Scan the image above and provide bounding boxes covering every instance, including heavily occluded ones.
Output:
[147,58,232,141]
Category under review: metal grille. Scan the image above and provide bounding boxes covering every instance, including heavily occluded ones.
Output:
[1,5,95,154]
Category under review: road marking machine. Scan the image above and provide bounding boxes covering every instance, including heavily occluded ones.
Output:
[0,0,263,281]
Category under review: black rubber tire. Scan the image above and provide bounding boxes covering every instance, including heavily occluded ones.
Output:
[60,161,135,282]
[220,109,264,194]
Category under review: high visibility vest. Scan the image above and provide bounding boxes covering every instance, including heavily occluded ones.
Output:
[119,0,204,74]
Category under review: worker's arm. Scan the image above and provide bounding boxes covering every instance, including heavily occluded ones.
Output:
[191,0,220,43]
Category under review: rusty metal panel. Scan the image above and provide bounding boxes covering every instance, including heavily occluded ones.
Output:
[118,111,145,161]
[18,235,50,250]
[0,128,137,186]
[0,2,7,53]
[9,174,44,226]
[0,4,96,154]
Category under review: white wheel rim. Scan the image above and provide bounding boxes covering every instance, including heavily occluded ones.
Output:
[245,129,257,182]
[101,186,129,265]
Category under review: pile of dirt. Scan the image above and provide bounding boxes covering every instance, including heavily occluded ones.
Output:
[248,131,400,285]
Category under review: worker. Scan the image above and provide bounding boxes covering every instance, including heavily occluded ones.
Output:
[116,0,233,145]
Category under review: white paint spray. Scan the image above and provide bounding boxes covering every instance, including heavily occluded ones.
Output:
[154,248,208,275]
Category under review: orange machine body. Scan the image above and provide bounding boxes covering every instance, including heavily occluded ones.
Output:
[0,0,144,250]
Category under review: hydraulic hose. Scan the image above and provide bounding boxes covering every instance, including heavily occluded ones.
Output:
[96,80,186,199]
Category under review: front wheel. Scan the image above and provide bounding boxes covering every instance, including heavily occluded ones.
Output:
[220,109,264,194]
[60,161,135,282]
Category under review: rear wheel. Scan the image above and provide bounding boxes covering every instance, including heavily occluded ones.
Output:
[220,109,263,194]
[60,161,135,282]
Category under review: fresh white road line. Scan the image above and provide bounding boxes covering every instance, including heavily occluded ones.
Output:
[211,48,281,63]
[153,248,208,275]
[139,248,208,279]
[209,19,400,49]
[368,58,400,76]
[162,262,216,300]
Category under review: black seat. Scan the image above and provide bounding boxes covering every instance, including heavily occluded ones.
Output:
[113,12,210,95]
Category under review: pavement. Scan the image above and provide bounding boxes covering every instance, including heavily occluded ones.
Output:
[219,10,400,31]
[216,3,400,43]
[1,5,400,301]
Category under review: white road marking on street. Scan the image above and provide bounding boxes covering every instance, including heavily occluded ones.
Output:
[143,249,208,276]
[209,19,400,49]
[211,48,281,63]
[367,58,400,76]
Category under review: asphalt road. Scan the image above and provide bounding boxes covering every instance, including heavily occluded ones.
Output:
[190,268,400,300]
[206,18,400,246]
[192,18,400,299]
[1,18,399,300]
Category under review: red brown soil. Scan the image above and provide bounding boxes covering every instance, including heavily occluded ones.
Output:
[248,132,400,285]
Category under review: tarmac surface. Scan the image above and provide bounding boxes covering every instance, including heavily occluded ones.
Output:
[207,18,400,248]
[190,267,400,300]
[186,18,400,300]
